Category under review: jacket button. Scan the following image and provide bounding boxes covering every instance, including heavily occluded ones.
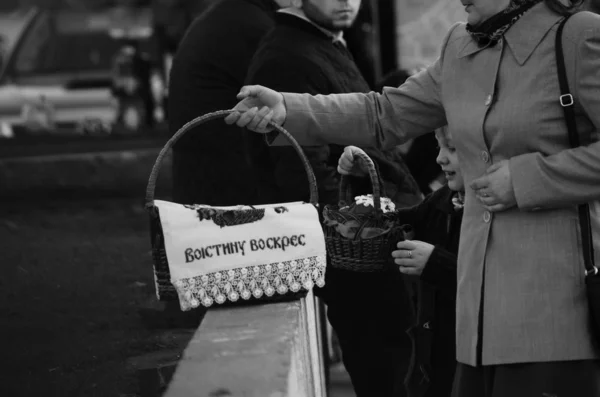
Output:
[485,94,493,106]
[483,210,492,223]
[481,151,490,163]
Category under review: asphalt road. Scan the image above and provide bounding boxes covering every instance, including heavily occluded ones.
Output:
[2,196,358,396]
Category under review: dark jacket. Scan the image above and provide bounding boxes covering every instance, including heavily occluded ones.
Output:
[245,13,422,208]
[245,14,422,397]
[396,185,462,397]
[168,0,279,205]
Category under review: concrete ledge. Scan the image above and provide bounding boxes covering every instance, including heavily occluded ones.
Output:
[0,149,172,200]
[163,294,327,397]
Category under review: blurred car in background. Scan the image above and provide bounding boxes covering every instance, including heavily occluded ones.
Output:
[0,6,163,138]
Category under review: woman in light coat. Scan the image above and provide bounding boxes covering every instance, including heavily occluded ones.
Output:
[225,0,600,395]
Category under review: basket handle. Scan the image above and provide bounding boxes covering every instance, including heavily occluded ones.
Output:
[144,109,319,211]
[338,147,381,211]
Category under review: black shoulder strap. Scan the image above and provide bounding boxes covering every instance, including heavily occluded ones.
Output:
[555,14,597,275]
[556,15,579,147]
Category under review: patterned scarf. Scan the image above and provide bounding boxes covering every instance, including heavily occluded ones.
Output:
[466,0,543,47]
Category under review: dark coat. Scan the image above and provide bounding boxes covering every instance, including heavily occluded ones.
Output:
[245,14,422,397]
[168,0,279,205]
[245,13,422,208]
[396,185,461,397]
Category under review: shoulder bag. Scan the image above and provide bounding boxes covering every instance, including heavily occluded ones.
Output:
[555,13,600,342]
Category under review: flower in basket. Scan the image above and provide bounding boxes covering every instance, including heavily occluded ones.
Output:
[324,194,398,240]
[349,194,396,214]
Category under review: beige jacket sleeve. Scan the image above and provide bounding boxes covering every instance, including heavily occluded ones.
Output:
[511,14,600,210]
[276,25,461,150]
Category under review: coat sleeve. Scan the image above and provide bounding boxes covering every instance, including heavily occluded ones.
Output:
[393,188,440,229]
[510,15,600,210]
[396,187,458,290]
[273,25,461,150]
[420,246,457,292]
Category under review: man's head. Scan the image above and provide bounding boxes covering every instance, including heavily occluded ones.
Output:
[435,127,464,192]
[294,0,362,32]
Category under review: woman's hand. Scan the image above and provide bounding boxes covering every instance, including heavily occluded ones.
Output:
[470,160,517,212]
[392,240,434,276]
[224,85,287,133]
[337,146,369,177]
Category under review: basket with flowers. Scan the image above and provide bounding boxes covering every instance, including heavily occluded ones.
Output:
[322,147,410,272]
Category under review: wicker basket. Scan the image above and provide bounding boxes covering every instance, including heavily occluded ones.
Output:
[145,110,320,301]
[323,147,406,273]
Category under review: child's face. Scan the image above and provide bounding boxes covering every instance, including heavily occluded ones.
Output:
[435,130,464,192]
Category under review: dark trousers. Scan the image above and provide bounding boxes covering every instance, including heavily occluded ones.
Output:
[322,268,415,397]
[405,282,456,397]
[451,360,600,397]
[338,337,410,397]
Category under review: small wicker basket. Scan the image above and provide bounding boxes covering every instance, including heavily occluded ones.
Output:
[323,147,406,273]
[145,110,319,301]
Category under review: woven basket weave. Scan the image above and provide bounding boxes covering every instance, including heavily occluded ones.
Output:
[323,147,405,273]
[145,109,319,301]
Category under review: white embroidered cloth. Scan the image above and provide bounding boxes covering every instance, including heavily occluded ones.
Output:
[154,200,327,310]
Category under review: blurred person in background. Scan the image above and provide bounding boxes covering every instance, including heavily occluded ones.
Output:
[152,0,197,90]
[0,35,5,71]
[111,39,154,132]
[21,95,56,134]
[168,0,292,207]
[246,0,423,208]
[244,1,422,395]
[141,0,292,328]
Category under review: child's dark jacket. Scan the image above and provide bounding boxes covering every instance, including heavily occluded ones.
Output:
[396,185,462,397]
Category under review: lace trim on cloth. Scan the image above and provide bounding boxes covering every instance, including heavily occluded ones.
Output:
[172,255,326,310]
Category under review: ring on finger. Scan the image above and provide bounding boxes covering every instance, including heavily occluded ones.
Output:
[407,250,412,258]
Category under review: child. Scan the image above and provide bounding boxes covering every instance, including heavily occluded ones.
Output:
[339,126,463,397]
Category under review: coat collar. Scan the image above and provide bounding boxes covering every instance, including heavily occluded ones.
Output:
[243,0,280,13]
[457,2,562,65]
[277,7,346,45]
